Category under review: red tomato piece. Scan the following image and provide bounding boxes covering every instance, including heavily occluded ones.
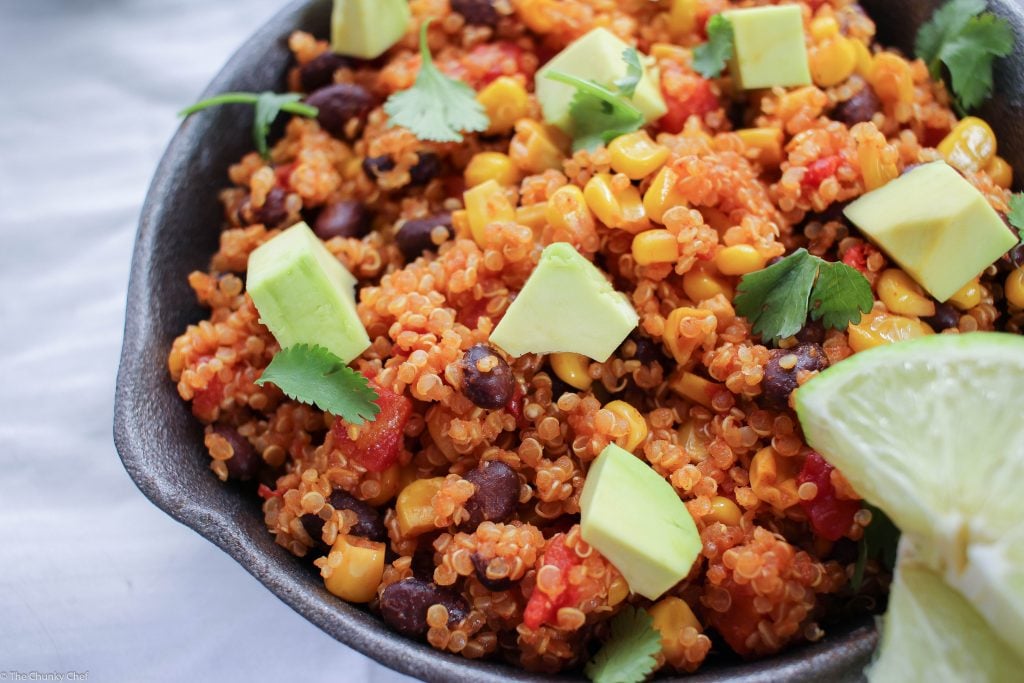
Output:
[469,42,533,86]
[797,452,860,542]
[192,376,224,421]
[274,162,296,191]
[505,385,527,430]
[841,243,878,275]
[658,76,719,134]
[523,535,582,630]
[802,155,843,188]
[331,383,412,473]
[706,583,760,657]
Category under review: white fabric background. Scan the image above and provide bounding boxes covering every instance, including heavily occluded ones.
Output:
[0,2,415,680]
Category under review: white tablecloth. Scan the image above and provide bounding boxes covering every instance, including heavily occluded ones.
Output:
[0,2,415,680]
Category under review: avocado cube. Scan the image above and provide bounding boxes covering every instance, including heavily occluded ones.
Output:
[844,162,1017,302]
[331,0,411,60]
[723,5,811,90]
[247,222,370,364]
[580,444,701,600]
[489,243,638,362]
[535,27,667,133]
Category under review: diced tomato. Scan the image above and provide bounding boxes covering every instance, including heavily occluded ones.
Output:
[505,385,527,430]
[469,42,534,86]
[658,75,719,134]
[523,534,582,629]
[192,376,224,420]
[802,155,843,188]
[274,163,296,191]
[797,452,860,542]
[331,383,412,472]
[841,243,878,276]
[257,483,284,500]
[706,583,760,657]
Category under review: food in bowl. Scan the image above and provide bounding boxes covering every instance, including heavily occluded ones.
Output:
[166,0,1024,679]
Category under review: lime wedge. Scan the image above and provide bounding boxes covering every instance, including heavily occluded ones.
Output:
[795,333,1024,661]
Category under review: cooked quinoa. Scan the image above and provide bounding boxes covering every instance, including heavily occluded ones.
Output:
[168,0,1024,675]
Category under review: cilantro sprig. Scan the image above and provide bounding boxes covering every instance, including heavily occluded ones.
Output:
[851,503,900,591]
[1008,192,1024,249]
[693,14,735,79]
[584,605,662,683]
[545,49,647,152]
[180,92,319,160]
[915,0,1014,113]
[384,19,489,143]
[256,344,380,424]
[734,248,873,343]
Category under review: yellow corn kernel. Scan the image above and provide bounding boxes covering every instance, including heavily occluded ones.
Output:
[1006,267,1024,308]
[323,535,386,603]
[810,16,840,41]
[550,352,593,391]
[632,229,679,265]
[715,244,767,276]
[668,0,699,38]
[584,173,651,233]
[511,119,567,174]
[668,369,721,408]
[938,117,997,174]
[663,306,716,364]
[609,131,670,180]
[736,128,784,167]
[811,36,858,88]
[477,76,530,135]
[848,310,935,353]
[546,185,595,237]
[650,597,703,663]
[869,52,914,106]
[877,269,936,318]
[852,39,873,77]
[987,155,1014,189]
[395,477,445,537]
[516,0,557,33]
[650,43,689,62]
[604,400,649,452]
[643,166,689,225]
[948,278,984,310]
[364,463,403,506]
[707,496,742,526]
[516,202,548,233]
[683,262,734,302]
[463,179,516,246]
[608,575,630,606]
[451,209,470,240]
[465,152,520,188]
[750,447,802,510]
[858,139,899,191]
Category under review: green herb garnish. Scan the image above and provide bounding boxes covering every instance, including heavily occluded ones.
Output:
[1007,192,1024,249]
[614,48,644,98]
[180,92,319,160]
[693,14,735,79]
[383,19,489,143]
[852,503,900,591]
[734,248,873,343]
[584,605,662,683]
[915,0,1014,113]
[256,344,380,424]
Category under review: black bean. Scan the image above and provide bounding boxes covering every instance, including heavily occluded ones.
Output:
[547,371,574,401]
[329,489,387,542]
[378,578,468,638]
[314,200,371,240]
[248,186,289,228]
[459,344,514,409]
[795,320,826,345]
[833,85,881,126]
[463,460,519,529]
[211,426,261,481]
[363,155,396,180]
[396,213,453,261]
[409,152,442,186]
[300,514,328,551]
[306,83,375,139]
[762,344,829,410]
[299,52,353,92]
[471,553,514,591]
[621,332,663,365]
[924,303,960,331]
[451,0,500,27]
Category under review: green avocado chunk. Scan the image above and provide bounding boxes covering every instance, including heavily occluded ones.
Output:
[247,222,370,364]
[488,243,638,362]
[723,5,811,90]
[331,0,411,60]
[843,161,1017,302]
[580,443,701,600]
[535,27,667,133]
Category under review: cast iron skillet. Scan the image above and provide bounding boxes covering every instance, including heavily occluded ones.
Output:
[114,1,1024,680]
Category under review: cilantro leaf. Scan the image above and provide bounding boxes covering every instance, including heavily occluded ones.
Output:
[544,71,645,152]
[256,344,380,424]
[180,91,319,160]
[692,14,735,79]
[734,249,820,342]
[1008,192,1024,247]
[734,249,874,342]
[852,503,900,591]
[809,260,873,330]
[614,48,644,98]
[914,0,1014,112]
[584,606,661,683]
[384,20,489,143]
